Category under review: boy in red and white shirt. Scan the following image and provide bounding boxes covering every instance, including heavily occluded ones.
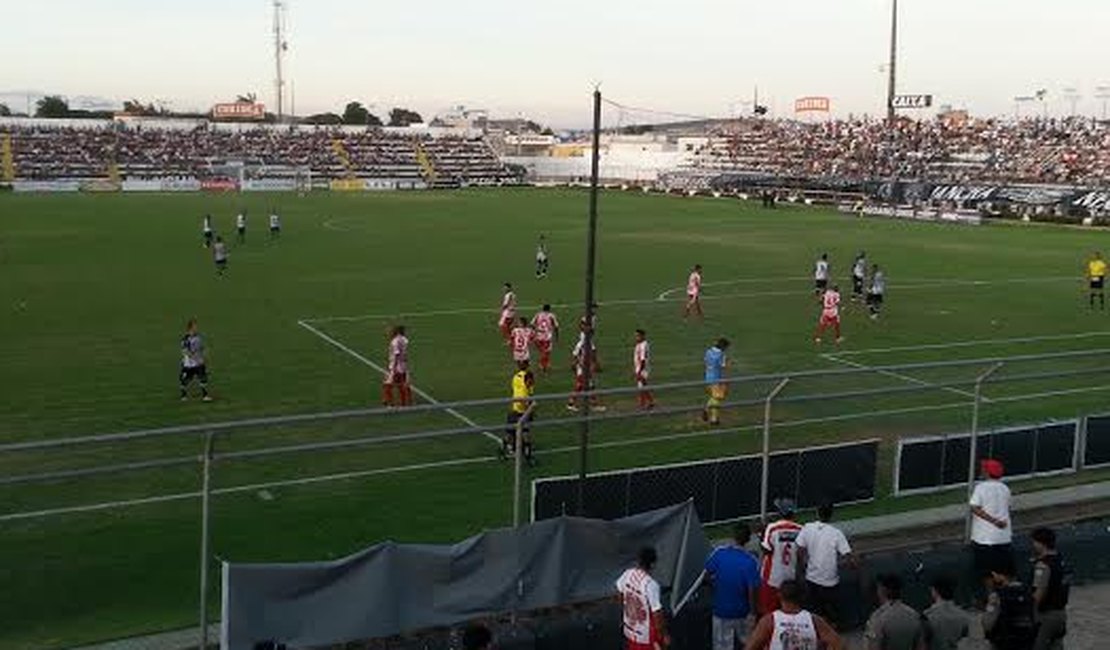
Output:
[616,547,669,650]
[759,498,803,615]
[814,285,843,345]
[382,325,412,407]
[633,328,655,410]
[509,317,534,363]
[683,264,703,319]
[498,282,517,340]
[531,304,560,372]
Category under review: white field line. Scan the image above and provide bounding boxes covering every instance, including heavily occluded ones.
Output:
[9,382,1110,522]
[836,331,1110,357]
[296,320,501,443]
[822,352,981,401]
[656,276,813,300]
[304,275,1077,324]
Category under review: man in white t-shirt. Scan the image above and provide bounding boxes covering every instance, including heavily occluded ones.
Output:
[616,547,669,650]
[795,502,856,631]
[969,458,1013,599]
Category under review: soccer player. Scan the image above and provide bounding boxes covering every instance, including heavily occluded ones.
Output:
[498,283,517,340]
[684,264,704,319]
[535,234,549,279]
[1088,251,1106,310]
[382,325,412,407]
[814,253,830,296]
[202,214,213,248]
[212,236,228,276]
[759,498,803,615]
[703,338,729,425]
[851,252,867,302]
[867,264,886,320]
[616,547,670,650]
[509,317,534,364]
[567,327,605,412]
[501,360,536,465]
[179,318,211,401]
[633,328,655,410]
[269,210,281,239]
[531,304,560,372]
[815,285,843,345]
[236,211,246,244]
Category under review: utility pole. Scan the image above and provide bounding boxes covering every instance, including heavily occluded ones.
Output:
[1097,86,1110,121]
[273,0,287,121]
[886,0,898,123]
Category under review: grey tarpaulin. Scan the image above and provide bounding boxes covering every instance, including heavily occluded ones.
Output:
[221,501,708,650]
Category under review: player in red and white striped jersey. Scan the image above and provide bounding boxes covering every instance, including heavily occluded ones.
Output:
[531,304,560,372]
[381,325,412,407]
[509,317,534,363]
[759,498,803,615]
[814,285,843,345]
[616,547,669,650]
[498,282,517,340]
[633,328,655,410]
[684,264,703,319]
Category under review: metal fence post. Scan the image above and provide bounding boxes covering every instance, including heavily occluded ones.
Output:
[761,378,791,524]
[199,432,216,650]
[513,404,536,528]
[965,363,1003,542]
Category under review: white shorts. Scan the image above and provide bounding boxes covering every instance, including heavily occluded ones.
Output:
[712,616,751,650]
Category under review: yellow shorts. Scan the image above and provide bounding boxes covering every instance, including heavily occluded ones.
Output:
[707,384,727,401]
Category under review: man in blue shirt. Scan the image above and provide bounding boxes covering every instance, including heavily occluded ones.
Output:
[705,522,760,650]
[703,338,730,425]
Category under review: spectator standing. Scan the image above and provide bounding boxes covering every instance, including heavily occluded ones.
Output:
[616,547,669,650]
[705,523,761,650]
[863,574,922,650]
[795,502,856,630]
[1031,527,1069,650]
[983,556,1037,650]
[743,580,842,650]
[921,575,970,650]
[969,459,1012,598]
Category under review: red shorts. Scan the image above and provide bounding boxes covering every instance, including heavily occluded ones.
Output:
[385,372,407,385]
[758,584,781,616]
[535,339,552,353]
[573,375,587,392]
[625,640,654,650]
[819,313,840,327]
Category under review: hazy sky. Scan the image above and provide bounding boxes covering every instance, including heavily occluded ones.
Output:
[3,0,1108,127]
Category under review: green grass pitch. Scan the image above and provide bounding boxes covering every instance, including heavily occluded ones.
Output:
[1,188,1109,647]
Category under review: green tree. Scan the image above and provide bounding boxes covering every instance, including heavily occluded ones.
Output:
[34,96,70,118]
[0,103,11,117]
[302,112,343,125]
[366,112,383,127]
[388,107,423,127]
[342,101,370,125]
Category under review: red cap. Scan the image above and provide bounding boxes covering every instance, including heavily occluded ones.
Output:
[981,459,1004,479]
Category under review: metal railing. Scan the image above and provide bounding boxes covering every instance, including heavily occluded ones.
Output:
[2,348,1110,648]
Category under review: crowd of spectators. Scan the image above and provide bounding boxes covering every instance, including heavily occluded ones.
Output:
[4,124,516,184]
[691,116,1110,186]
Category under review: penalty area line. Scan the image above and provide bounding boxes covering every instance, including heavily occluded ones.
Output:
[821,352,981,401]
[296,320,501,443]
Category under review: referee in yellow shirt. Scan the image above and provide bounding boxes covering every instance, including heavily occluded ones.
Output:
[1089,251,1106,310]
[502,360,537,465]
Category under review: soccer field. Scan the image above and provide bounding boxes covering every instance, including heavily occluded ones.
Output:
[2,188,1109,648]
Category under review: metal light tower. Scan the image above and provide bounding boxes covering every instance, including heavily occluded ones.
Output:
[1097,86,1110,120]
[273,0,288,121]
[886,0,898,123]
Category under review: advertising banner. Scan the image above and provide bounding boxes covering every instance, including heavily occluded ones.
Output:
[891,94,934,109]
[329,178,367,192]
[201,178,240,192]
[241,178,298,192]
[211,102,265,120]
[1074,191,1110,213]
[121,179,165,192]
[161,177,202,192]
[13,180,81,193]
[79,180,121,193]
[794,96,831,113]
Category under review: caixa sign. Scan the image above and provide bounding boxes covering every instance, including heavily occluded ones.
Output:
[891,94,933,109]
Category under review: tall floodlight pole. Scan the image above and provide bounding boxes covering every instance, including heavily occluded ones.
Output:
[273,0,286,121]
[577,89,602,516]
[1097,87,1110,120]
[886,0,898,123]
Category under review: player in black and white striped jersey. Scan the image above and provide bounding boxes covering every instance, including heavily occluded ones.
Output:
[179,318,211,402]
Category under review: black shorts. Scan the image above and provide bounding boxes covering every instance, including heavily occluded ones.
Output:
[805,581,841,629]
[237,227,246,235]
[505,411,532,436]
[215,259,227,269]
[867,292,883,305]
[815,279,828,291]
[270,226,280,233]
[971,542,1013,580]
[1092,277,1105,290]
[852,277,864,294]
[180,364,208,385]
[204,231,213,241]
